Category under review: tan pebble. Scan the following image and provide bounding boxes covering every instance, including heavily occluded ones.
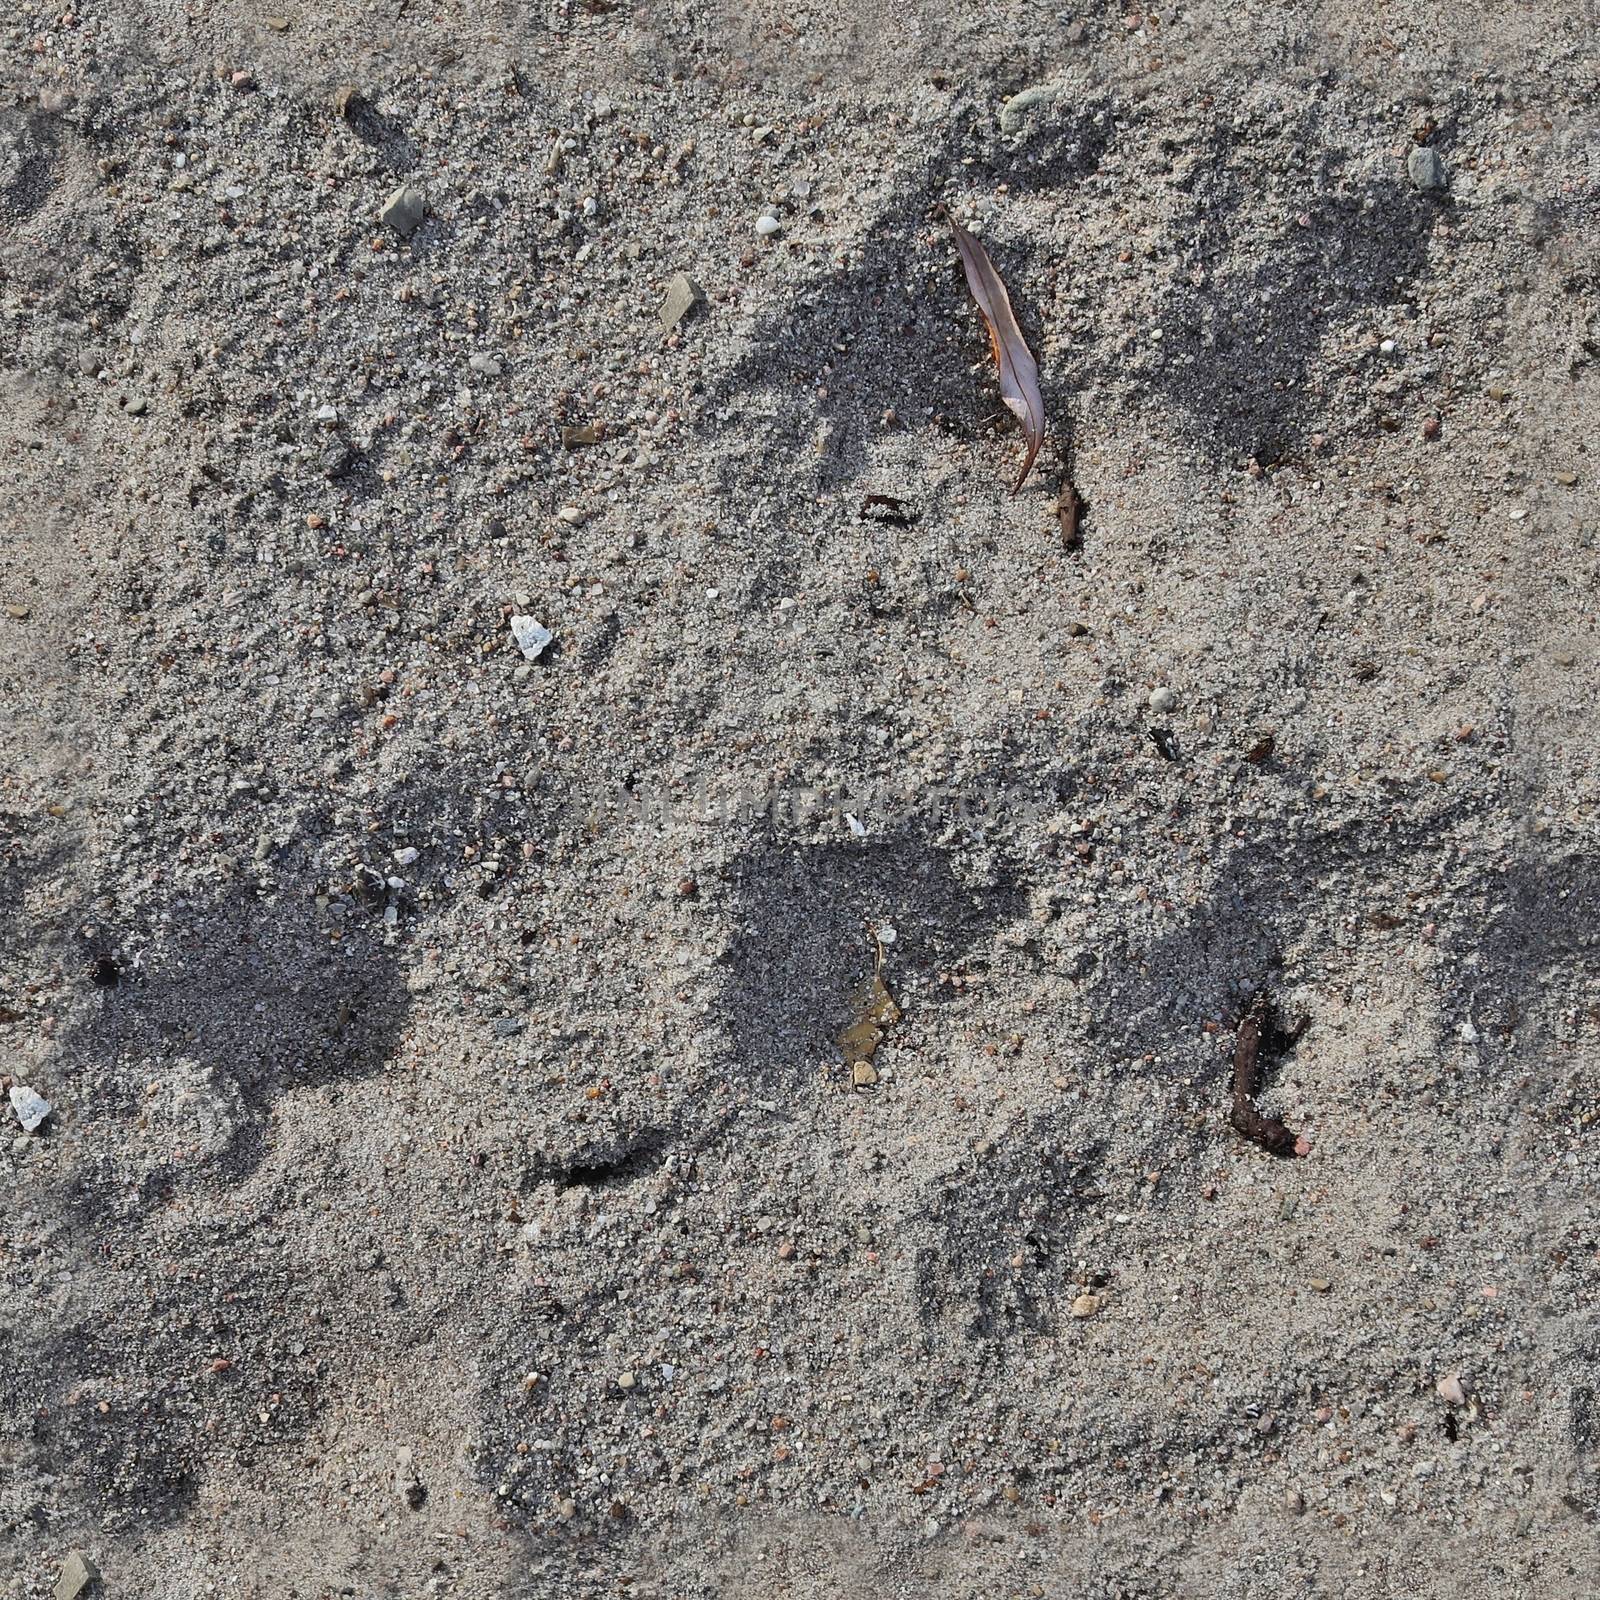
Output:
[1309,1277,1332,1292]
[1285,1488,1306,1514]
[1069,1293,1101,1319]
[5,604,29,619]
[1556,471,1578,486]
[617,1370,635,1390]
[851,1060,878,1088]
[1436,1373,1466,1407]
[1003,1483,1021,1503]
[556,505,586,526]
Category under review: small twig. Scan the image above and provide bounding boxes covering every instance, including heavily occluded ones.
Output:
[1055,480,1082,550]
[1229,992,1308,1158]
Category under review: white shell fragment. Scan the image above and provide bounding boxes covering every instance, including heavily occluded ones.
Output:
[510,616,553,660]
[9,1085,51,1133]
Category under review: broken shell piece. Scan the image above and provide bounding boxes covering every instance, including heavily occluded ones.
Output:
[9,1085,51,1133]
[510,616,553,660]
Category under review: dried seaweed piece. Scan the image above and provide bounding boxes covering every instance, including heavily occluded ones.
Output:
[1229,993,1308,1158]
[947,216,1046,493]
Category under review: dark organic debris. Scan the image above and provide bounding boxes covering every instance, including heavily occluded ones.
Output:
[1055,481,1082,549]
[859,493,919,526]
[947,215,1046,493]
[1148,727,1179,762]
[1229,992,1309,1158]
[1245,735,1275,765]
[88,955,122,988]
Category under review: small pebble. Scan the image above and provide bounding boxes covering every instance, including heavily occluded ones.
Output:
[1308,1276,1332,1293]
[53,1551,98,1600]
[1436,1373,1467,1407]
[556,505,586,526]
[509,616,553,660]
[124,396,148,417]
[617,1370,636,1390]
[754,214,781,236]
[851,1061,878,1089]
[379,181,427,237]
[659,272,705,332]
[1407,145,1447,191]
[468,353,502,378]
[1069,1293,1101,1319]
[9,1085,50,1133]
[1148,686,1177,714]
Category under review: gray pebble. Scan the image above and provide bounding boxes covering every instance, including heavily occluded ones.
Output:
[53,1551,98,1600]
[469,353,502,377]
[1407,146,1447,191]
[124,396,148,417]
[659,272,705,332]
[379,181,427,236]
[1148,685,1177,714]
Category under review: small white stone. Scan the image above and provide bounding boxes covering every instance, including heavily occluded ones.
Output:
[393,846,419,866]
[1379,338,1396,354]
[9,1085,50,1133]
[754,214,781,236]
[509,616,553,660]
[1457,1019,1480,1045]
[555,505,586,526]
[1148,685,1178,714]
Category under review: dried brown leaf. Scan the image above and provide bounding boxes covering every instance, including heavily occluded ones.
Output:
[949,217,1046,493]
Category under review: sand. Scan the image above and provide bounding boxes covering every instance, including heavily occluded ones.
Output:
[2,1,1598,1595]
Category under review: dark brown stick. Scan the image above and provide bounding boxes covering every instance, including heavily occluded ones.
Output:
[1229,993,1307,1157]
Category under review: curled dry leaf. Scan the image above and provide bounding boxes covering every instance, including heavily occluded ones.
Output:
[948,217,1046,493]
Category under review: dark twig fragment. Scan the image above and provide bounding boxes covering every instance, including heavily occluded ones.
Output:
[859,493,919,526]
[1229,992,1308,1158]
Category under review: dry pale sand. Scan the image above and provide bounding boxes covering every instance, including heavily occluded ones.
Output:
[3,1,1599,1596]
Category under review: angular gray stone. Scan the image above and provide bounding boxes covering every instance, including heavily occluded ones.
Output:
[379,181,427,236]
[54,1550,98,1600]
[1407,145,1447,191]
[658,272,705,332]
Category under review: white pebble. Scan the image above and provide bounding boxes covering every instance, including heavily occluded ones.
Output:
[555,505,586,526]
[754,214,781,236]
[393,846,419,866]
[509,615,553,660]
[9,1085,50,1133]
[1148,685,1177,714]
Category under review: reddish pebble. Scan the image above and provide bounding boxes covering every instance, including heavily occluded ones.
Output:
[1421,415,1440,439]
